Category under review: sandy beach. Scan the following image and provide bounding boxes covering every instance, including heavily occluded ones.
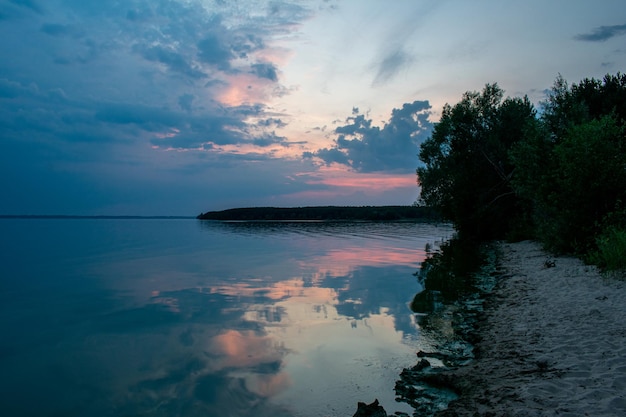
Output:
[437,240,626,417]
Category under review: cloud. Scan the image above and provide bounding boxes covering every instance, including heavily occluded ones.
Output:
[197,32,235,70]
[178,94,194,112]
[40,23,73,36]
[136,44,207,79]
[372,49,414,86]
[306,147,350,165]
[256,118,286,129]
[0,0,316,151]
[8,0,42,14]
[367,2,439,86]
[575,23,626,42]
[0,0,429,214]
[250,62,279,81]
[306,100,433,173]
[0,78,25,98]
[252,133,289,147]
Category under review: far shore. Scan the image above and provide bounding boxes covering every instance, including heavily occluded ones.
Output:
[433,240,626,416]
[196,205,441,222]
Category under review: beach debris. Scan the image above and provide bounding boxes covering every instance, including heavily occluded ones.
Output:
[352,399,387,417]
[412,358,431,372]
[543,258,556,268]
[417,350,450,361]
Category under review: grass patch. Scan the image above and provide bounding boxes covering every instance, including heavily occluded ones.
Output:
[588,226,626,272]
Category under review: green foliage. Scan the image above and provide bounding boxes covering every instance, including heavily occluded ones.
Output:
[418,72,626,270]
[417,84,537,240]
[553,117,625,250]
[511,76,626,255]
[588,226,626,271]
[542,73,626,138]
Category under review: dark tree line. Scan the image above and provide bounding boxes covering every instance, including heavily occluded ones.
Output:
[417,73,626,269]
[198,205,441,221]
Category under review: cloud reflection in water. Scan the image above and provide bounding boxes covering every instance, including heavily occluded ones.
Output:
[0,219,454,416]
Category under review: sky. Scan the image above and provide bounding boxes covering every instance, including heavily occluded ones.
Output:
[1,0,625,215]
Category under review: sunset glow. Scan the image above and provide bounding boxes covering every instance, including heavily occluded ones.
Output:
[306,168,418,191]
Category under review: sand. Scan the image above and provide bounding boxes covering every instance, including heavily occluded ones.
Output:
[438,240,626,417]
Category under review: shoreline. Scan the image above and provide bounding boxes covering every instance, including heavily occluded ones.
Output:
[434,240,626,416]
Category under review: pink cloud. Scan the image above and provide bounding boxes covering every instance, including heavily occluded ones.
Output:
[216,73,275,107]
[209,279,337,304]
[302,166,417,191]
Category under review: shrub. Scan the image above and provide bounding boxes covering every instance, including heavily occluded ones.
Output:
[588,226,626,271]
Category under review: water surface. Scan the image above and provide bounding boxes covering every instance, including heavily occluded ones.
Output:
[0,219,453,417]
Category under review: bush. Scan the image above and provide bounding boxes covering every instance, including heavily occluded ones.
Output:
[588,226,626,271]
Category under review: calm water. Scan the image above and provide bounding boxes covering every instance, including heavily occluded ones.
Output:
[0,219,453,417]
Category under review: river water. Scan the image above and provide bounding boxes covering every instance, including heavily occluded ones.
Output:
[0,218,453,417]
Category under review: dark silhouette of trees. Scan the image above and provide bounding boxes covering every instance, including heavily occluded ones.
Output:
[417,73,626,267]
[417,84,537,240]
[511,74,626,254]
[197,206,441,221]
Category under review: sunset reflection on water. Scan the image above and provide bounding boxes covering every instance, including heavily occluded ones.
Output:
[0,219,453,417]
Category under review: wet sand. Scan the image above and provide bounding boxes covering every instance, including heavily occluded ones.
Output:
[439,240,626,417]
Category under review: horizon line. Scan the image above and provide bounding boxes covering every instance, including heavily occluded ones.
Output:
[0,215,196,219]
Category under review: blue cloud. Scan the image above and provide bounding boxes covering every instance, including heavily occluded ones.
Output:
[307,100,433,173]
[136,44,207,79]
[251,62,278,81]
[372,49,413,86]
[94,103,184,127]
[252,133,289,147]
[575,24,626,42]
[8,0,42,14]
[0,0,313,150]
[0,78,23,98]
[0,0,359,215]
[178,94,194,112]
[307,147,350,165]
[197,33,234,70]
[256,118,286,128]
[40,23,73,36]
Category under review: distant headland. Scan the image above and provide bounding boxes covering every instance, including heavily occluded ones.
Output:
[196,206,441,221]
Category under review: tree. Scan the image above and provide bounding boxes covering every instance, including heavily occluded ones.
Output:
[417,84,537,240]
[511,74,626,254]
[512,114,626,253]
[541,73,626,140]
